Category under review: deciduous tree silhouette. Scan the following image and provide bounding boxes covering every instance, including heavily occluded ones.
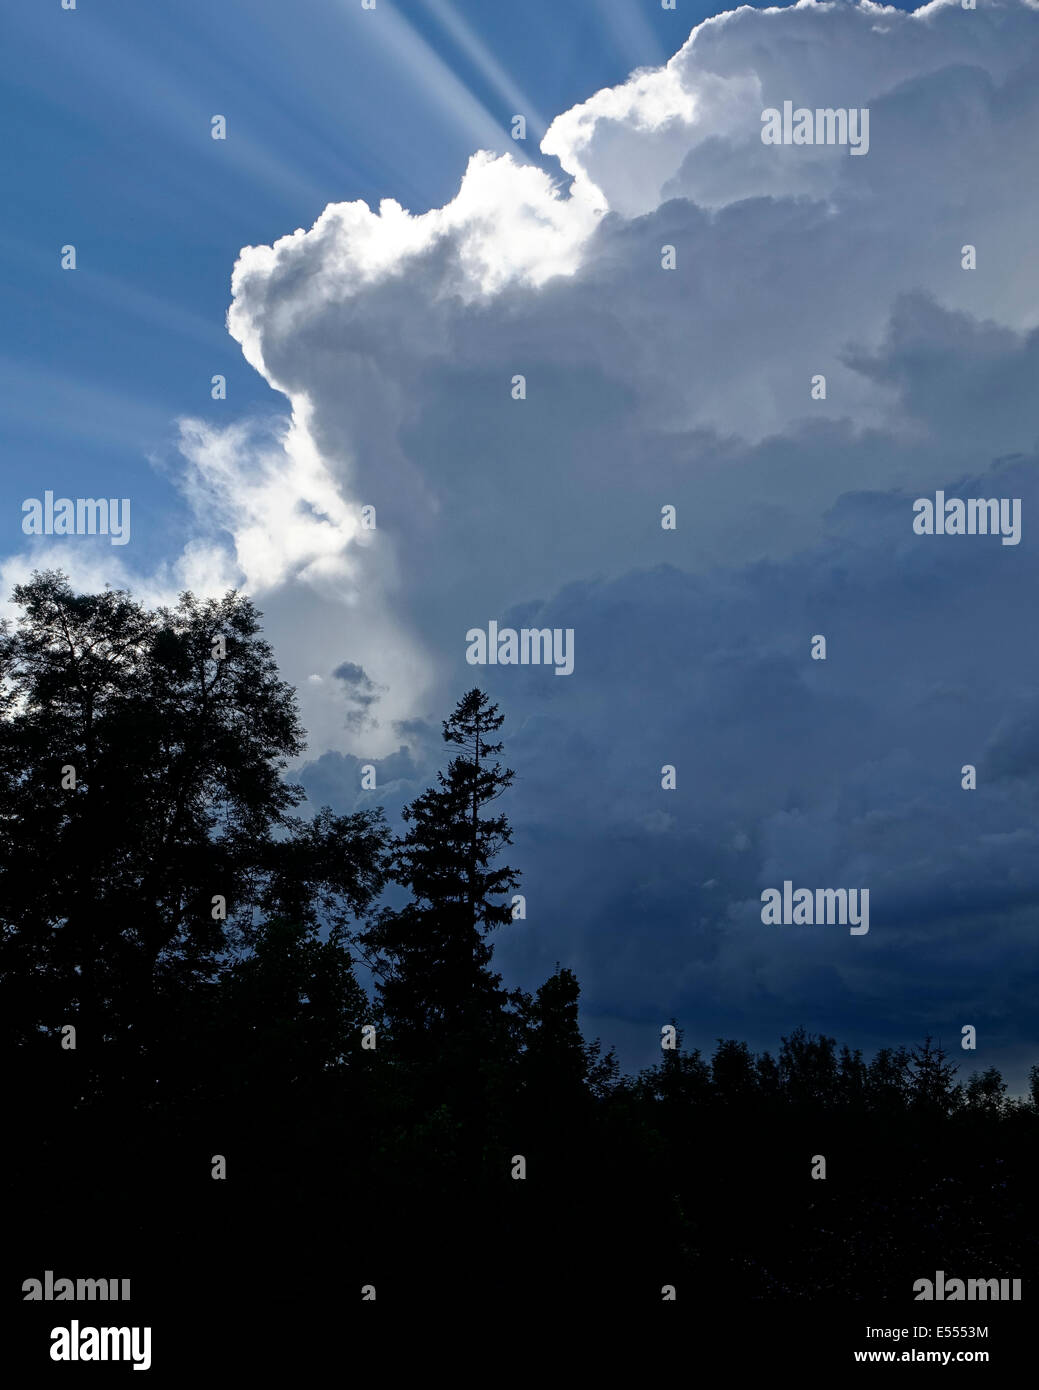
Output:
[0,573,389,1078]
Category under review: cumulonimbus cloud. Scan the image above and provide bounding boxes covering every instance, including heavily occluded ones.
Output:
[8,3,1039,1077]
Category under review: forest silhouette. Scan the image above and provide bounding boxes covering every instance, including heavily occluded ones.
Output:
[4,572,1038,1332]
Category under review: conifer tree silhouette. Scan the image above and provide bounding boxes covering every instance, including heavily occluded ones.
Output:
[908,1035,961,1116]
[361,688,521,1062]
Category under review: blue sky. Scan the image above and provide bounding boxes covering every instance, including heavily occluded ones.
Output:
[5,0,1039,1087]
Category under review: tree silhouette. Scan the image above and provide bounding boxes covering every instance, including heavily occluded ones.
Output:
[2,577,1038,1341]
[778,1026,838,1107]
[0,569,390,1135]
[711,1038,758,1103]
[361,688,521,1059]
[908,1035,960,1116]
[963,1065,1008,1118]
[865,1044,912,1114]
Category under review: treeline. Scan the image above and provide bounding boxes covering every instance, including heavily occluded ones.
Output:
[644,1029,1039,1120]
[3,572,1037,1323]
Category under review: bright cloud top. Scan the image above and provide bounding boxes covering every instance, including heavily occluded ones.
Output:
[215,0,1039,635]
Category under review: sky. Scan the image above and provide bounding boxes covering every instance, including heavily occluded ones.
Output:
[4,0,1039,1087]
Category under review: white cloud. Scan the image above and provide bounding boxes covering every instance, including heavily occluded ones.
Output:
[210,3,1039,701]
[173,404,360,595]
[543,0,1037,216]
[8,1,1039,769]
